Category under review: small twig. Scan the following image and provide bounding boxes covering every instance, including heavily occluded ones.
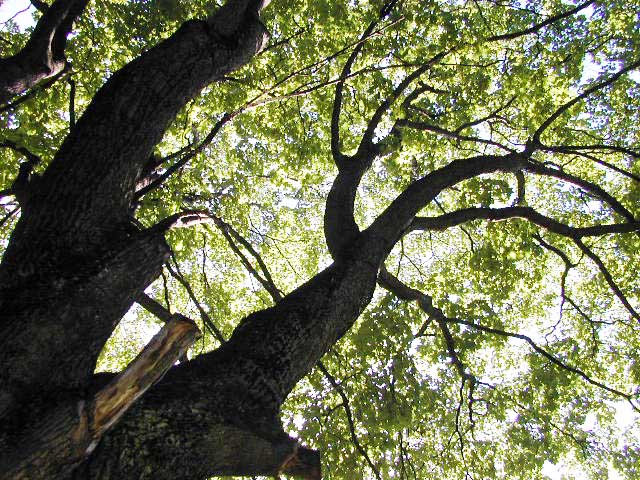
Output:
[317,361,383,480]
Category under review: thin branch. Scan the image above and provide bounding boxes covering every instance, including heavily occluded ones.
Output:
[487,0,594,42]
[165,259,226,344]
[409,206,640,238]
[0,139,42,166]
[446,317,639,411]
[540,145,640,183]
[531,58,640,145]
[135,113,237,200]
[317,361,383,480]
[0,205,20,228]
[573,238,640,322]
[211,215,283,303]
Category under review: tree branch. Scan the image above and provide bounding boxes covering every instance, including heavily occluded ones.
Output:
[531,58,640,145]
[524,161,636,222]
[409,206,640,238]
[0,0,89,104]
[211,214,283,303]
[446,316,639,412]
[165,259,226,344]
[487,0,594,42]
[573,238,640,322]
[317,361,382,480]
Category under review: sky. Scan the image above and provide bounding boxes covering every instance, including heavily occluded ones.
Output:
[0,0,35,32]
[1,1,638,478]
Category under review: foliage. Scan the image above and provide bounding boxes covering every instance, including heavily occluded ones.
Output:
[1,0,640,478]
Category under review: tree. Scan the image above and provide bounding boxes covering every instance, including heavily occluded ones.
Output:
[0,0,639,478]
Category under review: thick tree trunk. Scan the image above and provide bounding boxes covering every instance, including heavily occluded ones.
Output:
[0,0,270,476]
[0,317,200,480]
[80,242,383,479]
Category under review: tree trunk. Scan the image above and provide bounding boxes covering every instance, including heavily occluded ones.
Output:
[0,0,271,476]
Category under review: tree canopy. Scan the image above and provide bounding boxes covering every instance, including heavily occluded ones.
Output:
[0,0,639,478]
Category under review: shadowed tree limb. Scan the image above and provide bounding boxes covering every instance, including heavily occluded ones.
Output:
[541,146,640,184]
[137,292,173,323]
[0,66,69,114]
[0,3,272,475]
[409,206,640,238]
[524,161,636,223]
[0,0,89,104]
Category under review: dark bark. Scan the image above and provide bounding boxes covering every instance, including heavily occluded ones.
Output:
[0,0,89,104]
[82,243,381,479]
[0,317,200,480]
[0,0,271,477]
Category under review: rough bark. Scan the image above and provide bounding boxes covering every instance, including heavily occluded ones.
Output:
[81,243,380,478]
[0,317,200,480]
[0,0,89,104]
[0,0,270,476]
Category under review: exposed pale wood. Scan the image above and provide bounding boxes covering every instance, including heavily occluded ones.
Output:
[91,315,201,436]
[0,316,200,480]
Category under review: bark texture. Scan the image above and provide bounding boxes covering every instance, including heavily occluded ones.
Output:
[0,317,200,480]
[0,0,272,477]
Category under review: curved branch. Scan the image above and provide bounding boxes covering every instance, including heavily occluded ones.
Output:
[573,238,640,322]
[409,206,640,238]
[364,152,530,257]
[165,259,226,344]
[357,50,450,158]
[135,112,237,200]
[0,0,89,104]
[539,145,640,183]
[397,119,518,152]
[211,214,283,303]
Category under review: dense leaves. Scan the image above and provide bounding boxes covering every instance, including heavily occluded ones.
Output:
[1,0,639,478]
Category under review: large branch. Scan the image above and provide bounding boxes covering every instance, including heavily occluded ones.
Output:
[0,0,89,104]
[363,152,530,260]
